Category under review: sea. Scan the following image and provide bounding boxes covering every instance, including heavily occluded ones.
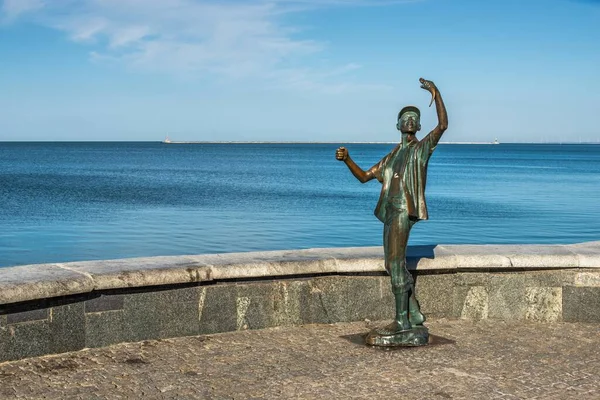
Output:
[1,142,599,268]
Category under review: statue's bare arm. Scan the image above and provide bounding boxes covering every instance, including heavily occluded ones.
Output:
[420,78,448,147]
[335,147,379,183]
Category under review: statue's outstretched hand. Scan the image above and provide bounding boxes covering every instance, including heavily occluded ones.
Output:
[335,147,348,161]
[419,78,437,107]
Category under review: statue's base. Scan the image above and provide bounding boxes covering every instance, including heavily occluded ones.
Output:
[365,325,429,347]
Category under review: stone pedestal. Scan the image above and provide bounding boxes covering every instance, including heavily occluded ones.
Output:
[365,324,429,347]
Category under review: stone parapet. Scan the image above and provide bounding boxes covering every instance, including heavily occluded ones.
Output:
[0,242,599,362]
[2,242,599,304]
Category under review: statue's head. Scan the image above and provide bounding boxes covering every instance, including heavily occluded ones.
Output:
[396,106,421,135]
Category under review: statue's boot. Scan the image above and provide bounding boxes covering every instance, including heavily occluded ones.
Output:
[394,290,412,332]
[366,287,429,347]
[408,284,426,327]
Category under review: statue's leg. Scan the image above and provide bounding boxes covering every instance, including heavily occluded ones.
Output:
[384,212,413,332]
[408,283,425,326]
[367,215,429,346]
[406,221,426,327]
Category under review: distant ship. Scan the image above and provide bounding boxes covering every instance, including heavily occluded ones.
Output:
[162,136,171,144]
[493,138,500,145]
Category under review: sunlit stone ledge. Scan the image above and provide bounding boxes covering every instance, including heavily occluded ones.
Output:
[1,242,599,306]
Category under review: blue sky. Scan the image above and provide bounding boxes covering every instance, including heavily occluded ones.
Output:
[1,0,599,142]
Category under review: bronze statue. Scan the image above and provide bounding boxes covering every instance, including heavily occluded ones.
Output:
[336,78,448,346]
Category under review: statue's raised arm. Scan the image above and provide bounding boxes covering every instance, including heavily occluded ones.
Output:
[419,77,448,148]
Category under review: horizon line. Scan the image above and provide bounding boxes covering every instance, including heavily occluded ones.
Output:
[1,140,599,145]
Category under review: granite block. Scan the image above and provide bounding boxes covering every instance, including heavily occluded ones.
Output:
[485,275,527,321]
[0,320,51,362]
[414,273,455,318]
[85,294,125,313]
[524,287,562,322]
[199,285,237,334]
[563,286,600,323]
[460,286,489,320]
[236,283,277,330]
[272,281,307,327]
[452,286,470,318]
[86,310,126,348]
[574,271,600,287]
[300,282,332,324]
[0,315,6,359]
[6,308,49,324]
[123,287,200,341]
[308,276,393,323]
[454,272,491,287]
[49,302,86,354]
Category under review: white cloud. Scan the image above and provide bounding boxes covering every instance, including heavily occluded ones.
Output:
[0,0,413,90]
[1,0,44,22]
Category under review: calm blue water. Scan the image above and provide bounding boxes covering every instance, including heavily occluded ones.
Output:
[1,142,599,268]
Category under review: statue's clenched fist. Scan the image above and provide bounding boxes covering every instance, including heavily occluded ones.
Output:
[335,147,348,161]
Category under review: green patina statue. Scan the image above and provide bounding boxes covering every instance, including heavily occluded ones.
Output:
[336,78,448,346]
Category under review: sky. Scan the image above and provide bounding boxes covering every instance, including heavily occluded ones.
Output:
[0,0,599,143]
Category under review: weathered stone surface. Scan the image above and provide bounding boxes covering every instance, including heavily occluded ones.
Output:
[460,286,489,320]
[0,244,600,363]
[49,302,86,355]
[122,287,200,342]
[62,256,211,291]
[272,281,307,327]
[236,282,277,330]
[86,310,126,348]
[507,245,579,269]
[199,285,237,334]
[309,276,393,324]
[0,264,93,305]
[2,320,599,400]
[563,286,600,323]
[0,303,87,362]
[485,274,527,321]
[1,243,599,307]
[567,241,600,268]
[443,245,512,270]
[573,271,600,287]
[195,249,342,280]
[6,309,48,324]
[85,294,125,313]
[0,320,51,362]
[0,266,599,362]
[451,271,574,322]
[413,273,455,318]
[447,244,580,269]
[310,247,385,273]
[300,280,334,324]
[524,287,562,322]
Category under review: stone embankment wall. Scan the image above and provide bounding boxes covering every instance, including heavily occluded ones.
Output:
[1,242,599,362]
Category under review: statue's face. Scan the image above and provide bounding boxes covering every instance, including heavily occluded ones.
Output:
[398,111,421,134]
